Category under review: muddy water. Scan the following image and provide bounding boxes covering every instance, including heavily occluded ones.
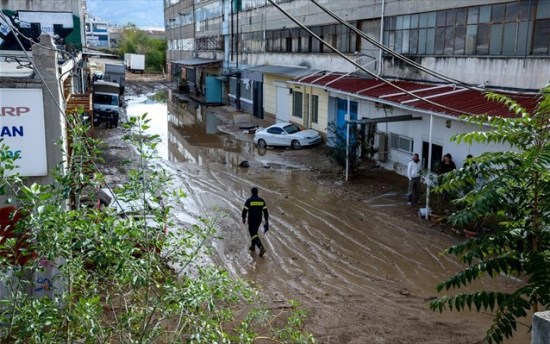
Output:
[125,92,529,343]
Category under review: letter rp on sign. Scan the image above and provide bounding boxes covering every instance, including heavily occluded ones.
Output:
[0,89,47,176]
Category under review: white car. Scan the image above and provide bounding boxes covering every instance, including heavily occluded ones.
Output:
[253,122,322,149]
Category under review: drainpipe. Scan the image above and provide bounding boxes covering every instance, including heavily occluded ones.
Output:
[345,95,351,182]
[523,0,533,68]
[425,114,433,219]
[230,0,234,62]
[378,0,385,76]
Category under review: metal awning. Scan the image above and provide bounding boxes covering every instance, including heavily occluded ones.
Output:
[171,57,223,67]
[245,64,318,78]
[82,48,118,57]
[290,73,539,118]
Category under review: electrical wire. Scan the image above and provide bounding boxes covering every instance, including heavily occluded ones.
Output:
[265,0,479,116]
[310,0,484,91]
[0,11,128,215]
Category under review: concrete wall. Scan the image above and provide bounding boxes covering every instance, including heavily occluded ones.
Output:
[262,74,286,116]
[0,35,66,187]
[359,102,510,176]
[0,0,82,13]
[383,56,550,91]
[533,311,550,344]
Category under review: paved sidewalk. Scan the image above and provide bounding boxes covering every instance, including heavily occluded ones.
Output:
[209,105,272,142]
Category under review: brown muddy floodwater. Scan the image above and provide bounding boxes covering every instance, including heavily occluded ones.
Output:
[103,82,530,344]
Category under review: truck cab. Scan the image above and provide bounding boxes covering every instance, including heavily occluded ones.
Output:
[93,80,121,128]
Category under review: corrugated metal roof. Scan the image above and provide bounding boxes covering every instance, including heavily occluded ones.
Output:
[293,73,539,118]
[245,65,318,78]
[171,57,223,66]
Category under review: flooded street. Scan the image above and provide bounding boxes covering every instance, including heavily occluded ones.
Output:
[112,78,529,344]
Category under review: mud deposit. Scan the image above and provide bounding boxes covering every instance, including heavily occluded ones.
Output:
[94,64,529,344]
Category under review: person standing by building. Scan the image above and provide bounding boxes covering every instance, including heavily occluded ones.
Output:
[439,153,457,174]
[407,153,422,205]
[242,187,269,257]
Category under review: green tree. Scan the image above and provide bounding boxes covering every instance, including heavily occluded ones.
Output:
[0,111,314,343]
[118,23,166,72]
[430,85,550,343]
[325,121,362,178]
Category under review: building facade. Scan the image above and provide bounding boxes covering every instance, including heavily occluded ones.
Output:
[164,0,549,175]
[0,0,88,185]
[85,16,110,48]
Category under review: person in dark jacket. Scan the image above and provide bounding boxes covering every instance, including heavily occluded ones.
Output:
[242,187,269,257]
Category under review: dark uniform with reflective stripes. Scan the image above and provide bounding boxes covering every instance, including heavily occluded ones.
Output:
[242,187,269,254]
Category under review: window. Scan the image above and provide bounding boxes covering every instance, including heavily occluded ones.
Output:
[383,1,542,56]
[293,91,303,118]
[267,127,284,135]
[390,133,413,153]
[311,95,319,123]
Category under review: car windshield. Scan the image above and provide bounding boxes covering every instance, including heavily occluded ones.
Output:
[94,94,118,106]
[283,124,301,134]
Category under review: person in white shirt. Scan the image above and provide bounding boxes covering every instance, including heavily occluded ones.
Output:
[407,153,421,205]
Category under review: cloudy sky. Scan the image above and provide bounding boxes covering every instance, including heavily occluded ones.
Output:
[86,0,165,28]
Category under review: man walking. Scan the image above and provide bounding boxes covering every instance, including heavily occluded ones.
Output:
[242,187,269,257]
[407,153,422,205]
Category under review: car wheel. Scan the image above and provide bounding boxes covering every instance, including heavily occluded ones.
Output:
[258,139,267,148]
[291,140,302,150]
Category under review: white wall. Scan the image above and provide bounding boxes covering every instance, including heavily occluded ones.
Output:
[361,103,512,176]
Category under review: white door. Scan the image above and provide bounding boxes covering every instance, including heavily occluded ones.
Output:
[276,86,290,122]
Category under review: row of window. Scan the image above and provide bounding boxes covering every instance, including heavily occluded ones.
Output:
[265,23,357,54]
[384,0,550,56]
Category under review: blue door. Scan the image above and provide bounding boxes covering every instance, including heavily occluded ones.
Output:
[205,76,222,103]
[335,98,358,141]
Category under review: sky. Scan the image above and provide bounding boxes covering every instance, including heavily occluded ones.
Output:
[86,0,165,29]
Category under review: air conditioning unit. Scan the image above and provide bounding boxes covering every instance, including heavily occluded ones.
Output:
[376,132,388,162]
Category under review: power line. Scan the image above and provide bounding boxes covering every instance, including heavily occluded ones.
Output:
[265,0,478,116]
[0,11,129,214]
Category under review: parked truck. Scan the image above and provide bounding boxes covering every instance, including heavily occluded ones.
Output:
[93,80,121,128]
[103,63,125,94]
[124,53,145,74]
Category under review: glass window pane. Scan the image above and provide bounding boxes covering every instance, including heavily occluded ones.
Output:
[395,30,403,53]
[428,12,437,27]
[455,25,466,54]
[476,24,489,54]
[396,16,403,29]
[418,28,427,54]
[492,4,505,22]
[446,9,456,26]
[516,21,531,55]
[533,19,550,54]
[293,92,303,118]
[426,28,435,54]
[466,24,477,54]
[403,15,411,29]
[537,0,550,19]
[410,14,419,29]
[456,8,467,25]
[490,23,503,55]
[468,7,479,24]
[436,11,446,27]
[518,2,534,21]
[502,22,517,55]
[402,30,410,53]
[444,26,455,54]
[479,5,491,23]
[387,16,396,30]
[435,27,445,54]
[419,13,428,28]
[409,29,418,54]
[505,2,520,21]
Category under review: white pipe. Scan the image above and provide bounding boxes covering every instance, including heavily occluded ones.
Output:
[425,114,433,219]
[345,95,351,181]
[378,0,385,76]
